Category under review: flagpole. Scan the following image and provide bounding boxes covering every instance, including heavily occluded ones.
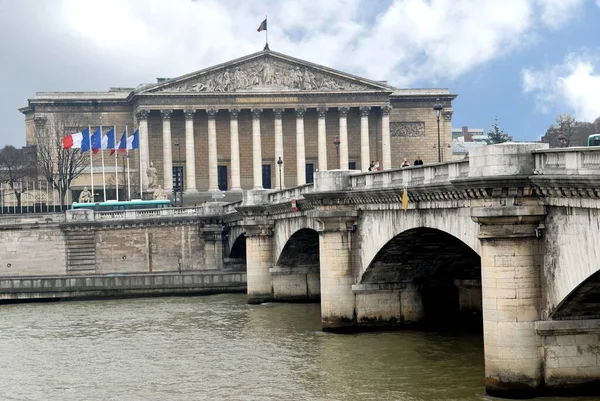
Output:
[265,15,268,48]
[126,126,131,201]
[89,125,94,202]
[101,125,107,202]
[114,125,119,202]
[139,130,143,200]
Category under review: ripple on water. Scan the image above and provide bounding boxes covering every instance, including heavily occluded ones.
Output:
[0,295,597,401]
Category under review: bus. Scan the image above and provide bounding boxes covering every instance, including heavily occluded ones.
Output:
[71,199,171,211]
[588,134,600,147]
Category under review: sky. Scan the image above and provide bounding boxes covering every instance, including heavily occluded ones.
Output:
[1,0,600,147]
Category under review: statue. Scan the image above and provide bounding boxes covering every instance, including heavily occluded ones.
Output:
[153,185,167,200]
[78,187,93,203]
[147,161,158,189]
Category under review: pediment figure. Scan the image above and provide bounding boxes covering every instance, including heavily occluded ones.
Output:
[142,51,394,94]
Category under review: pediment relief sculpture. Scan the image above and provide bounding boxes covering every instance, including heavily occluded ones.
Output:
[153,58,378,93]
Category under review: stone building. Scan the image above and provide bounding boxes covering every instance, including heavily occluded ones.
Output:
[20,49,456,199]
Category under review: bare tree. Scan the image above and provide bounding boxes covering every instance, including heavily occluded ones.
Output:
[35,115,88,208]
[555,113,577,147]
[0,145,37,208]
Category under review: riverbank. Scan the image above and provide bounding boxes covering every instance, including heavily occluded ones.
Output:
[0,271,246,302]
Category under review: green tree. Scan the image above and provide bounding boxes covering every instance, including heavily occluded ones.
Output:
[487,117,510,144]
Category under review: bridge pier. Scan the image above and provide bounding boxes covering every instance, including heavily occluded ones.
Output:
[314,211,357,332]
[473,205,546,398]
[201,224,225,270]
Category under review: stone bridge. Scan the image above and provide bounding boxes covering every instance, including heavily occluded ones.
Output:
[233,143,600,398]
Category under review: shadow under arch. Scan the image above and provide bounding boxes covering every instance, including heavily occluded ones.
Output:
[361,227,481,331]
[272,228,320,302]
[225,233,246,271]
[551,268,600,320]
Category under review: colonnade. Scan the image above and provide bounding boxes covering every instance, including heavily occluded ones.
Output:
[135,106,392,192]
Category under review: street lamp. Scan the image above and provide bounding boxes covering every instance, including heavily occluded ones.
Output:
[277,156,283,190]
[433,99,443,163]
[333,136,341,168]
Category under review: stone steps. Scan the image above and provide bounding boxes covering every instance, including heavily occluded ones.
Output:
[65,230,96,271]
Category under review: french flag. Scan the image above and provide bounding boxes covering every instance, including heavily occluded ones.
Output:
[62,128,89,149]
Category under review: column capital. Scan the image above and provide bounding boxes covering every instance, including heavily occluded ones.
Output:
[295,107,306,118]
[359,106,371,117]
[33,116,46,127]
[135,109,150,121]
[381,105,392,116]
[310,210,358,233]
[251,108,263,119]
[338,107,349,117]
[183,109,195,120]
[273,108,284,118]
[207,108,218,119]
[160,109,173,119]
[229,108,240,118]
[317,107,328,118]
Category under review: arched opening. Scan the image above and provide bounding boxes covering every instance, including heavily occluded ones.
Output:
[551,269,600,320]
[272,228,320,302]
[361,228,481,331]
[225,234,246,271]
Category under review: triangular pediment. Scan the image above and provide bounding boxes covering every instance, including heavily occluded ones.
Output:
[139,50,395,94]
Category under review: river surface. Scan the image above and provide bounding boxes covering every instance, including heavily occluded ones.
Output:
[0,294,594,401]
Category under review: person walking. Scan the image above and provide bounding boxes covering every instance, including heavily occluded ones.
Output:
[401,158,410,168]
[414,156,423,166]
[368,161,375,171]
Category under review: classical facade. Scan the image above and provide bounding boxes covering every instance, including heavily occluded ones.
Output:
[20,49,456,196]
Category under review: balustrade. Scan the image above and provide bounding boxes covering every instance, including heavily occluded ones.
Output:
[534,148,600,175]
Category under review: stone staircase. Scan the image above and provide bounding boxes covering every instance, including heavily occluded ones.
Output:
[65,229,96,272]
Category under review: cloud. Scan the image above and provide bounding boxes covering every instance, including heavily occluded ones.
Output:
[536,0,584,29]
[0,0,588,146]
[522,52,600,121]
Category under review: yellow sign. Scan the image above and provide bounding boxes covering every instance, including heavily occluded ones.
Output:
[402,187,409,212]
[235,97,299,104]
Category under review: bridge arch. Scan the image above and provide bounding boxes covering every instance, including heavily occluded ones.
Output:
[271,227,320,302]
[357,208,480,279]
[551,269,600,320]
[225,232,246,270]
[360,227,481,329]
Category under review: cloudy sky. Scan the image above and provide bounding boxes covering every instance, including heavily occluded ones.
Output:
[1,0,600,147]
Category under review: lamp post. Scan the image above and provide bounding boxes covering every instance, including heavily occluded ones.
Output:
[433,99,443,163]
[333,136,341,168]
[277,156,283,190]
[174,140,182,206]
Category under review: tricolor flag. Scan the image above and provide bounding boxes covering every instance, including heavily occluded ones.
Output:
[62,128,89,149]
[126,129,139,150]
[257,18,267,32]
[117,129,128,153]
[102,127,117,154]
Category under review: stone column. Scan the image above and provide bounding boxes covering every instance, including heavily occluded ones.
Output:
[183,109,197,193]
[316,211,357,332]
[207,108,218,191]
[245,223,274,304]
[251,108,263,189]
[229,108,242,192]
[160,109,173,192]
[381,106,391,170]
[317,107,328,172]
[339,107,349,169]
[472,206,546,398]
[359,106,370,172]
[296,107,306,186]
[135,110,150,191]
[273,108,284,189]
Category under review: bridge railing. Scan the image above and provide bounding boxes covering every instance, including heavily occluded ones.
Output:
[267,183,314,203]
[533,147,600,175]
[350,160,469,190]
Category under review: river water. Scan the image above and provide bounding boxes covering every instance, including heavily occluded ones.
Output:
[0,294,593,401]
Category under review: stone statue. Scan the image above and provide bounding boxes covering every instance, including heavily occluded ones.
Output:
[147,161,158,189]
[153,185,167,200]
[78,186,93,203]
[262,61,273,85]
